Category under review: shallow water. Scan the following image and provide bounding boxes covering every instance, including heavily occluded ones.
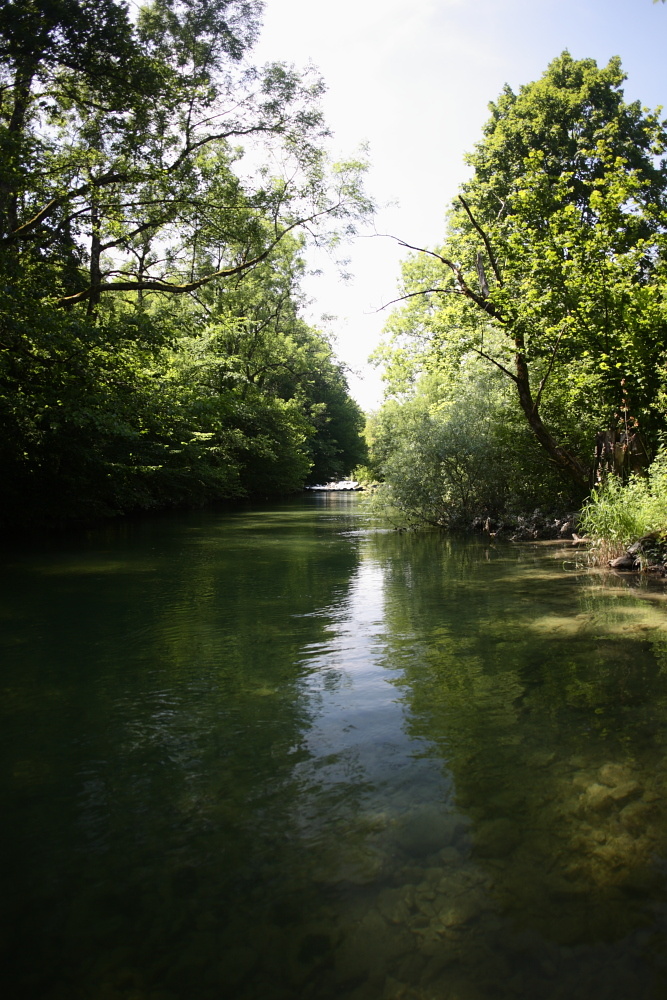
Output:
[2,495,667,999]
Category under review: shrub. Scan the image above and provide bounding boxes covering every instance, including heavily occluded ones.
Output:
[580,450,667,549]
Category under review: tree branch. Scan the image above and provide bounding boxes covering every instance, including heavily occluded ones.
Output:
[2,169,130,244]
[55,204,340,306]
[458,195,503,286]
[533,329,565,414]
[375,288,462,312]
[469,347,518,383]
[372,233,506,323]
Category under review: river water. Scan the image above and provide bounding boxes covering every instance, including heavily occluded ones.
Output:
[2,494,667,999]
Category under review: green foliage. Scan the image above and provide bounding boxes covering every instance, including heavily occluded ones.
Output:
[0,250,367,524]
[367,365,579,528]
[580,451,667,547]
[0,0,371,307]
[371,53,667,530]
[0,1,369,526]
[377,53,667,497]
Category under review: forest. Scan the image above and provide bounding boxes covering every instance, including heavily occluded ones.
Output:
[0,0,369,526]
[2,2,667,550]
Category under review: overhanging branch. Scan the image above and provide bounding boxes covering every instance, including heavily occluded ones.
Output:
[372,232,506,324]
[55,203,342,306]
[469,346,518,383]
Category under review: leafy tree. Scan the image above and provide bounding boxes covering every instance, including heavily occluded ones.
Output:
[170,244,368,490]
[379,53,667,494]
[0,1,371,525]
[366,364,578,528]
[0,1,370,307]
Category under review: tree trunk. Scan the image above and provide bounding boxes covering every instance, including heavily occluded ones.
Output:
[87,195,102,317]
[514,349,590,490]
[0,60,37,237]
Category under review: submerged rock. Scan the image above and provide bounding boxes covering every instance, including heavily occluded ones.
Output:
[620,799,656,834]
[580,772,642,815]
[582,782,615,812]
[473,817,521,858]
[598,763,634,787]
[376,888,410,925]
[395,809,468,859]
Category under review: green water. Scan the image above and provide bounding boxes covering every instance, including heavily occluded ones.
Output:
[3,495,667,1000]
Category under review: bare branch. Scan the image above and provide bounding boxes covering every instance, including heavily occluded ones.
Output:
[369,232,506,323]
[375,288,461,312]
[458,195,503,286]
[469,346,518,383]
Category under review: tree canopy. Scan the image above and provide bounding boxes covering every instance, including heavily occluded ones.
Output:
[0,0,370,526]
[374,53,667,524]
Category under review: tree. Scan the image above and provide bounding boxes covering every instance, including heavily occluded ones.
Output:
[380,53,667,493]
[171,239,368,489]
[0,1,371,525]
[0,1,370,308]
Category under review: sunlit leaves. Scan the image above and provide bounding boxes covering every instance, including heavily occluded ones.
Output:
[0,2,369,524]
[376,52,667,499]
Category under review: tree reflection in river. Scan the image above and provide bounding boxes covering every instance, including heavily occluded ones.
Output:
[362,528,667,993]
[3,500,667,999]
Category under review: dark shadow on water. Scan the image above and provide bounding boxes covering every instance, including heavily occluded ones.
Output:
[2,502,667,998]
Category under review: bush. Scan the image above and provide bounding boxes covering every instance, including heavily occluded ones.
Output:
[367,367,581,528]
[580,450,667,548]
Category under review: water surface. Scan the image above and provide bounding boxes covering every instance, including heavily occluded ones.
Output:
[2,495,667,999]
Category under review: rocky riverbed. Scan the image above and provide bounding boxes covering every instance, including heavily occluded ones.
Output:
[218,743,667,1000]
[472,510,581,542]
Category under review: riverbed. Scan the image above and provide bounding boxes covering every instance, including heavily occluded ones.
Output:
[2,494,667,999]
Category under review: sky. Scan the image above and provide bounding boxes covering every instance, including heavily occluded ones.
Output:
[251,0,667,411]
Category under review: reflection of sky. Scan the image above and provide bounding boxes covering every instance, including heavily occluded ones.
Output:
[294,550,453,815]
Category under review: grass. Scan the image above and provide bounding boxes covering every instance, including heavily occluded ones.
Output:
[579,449,667,562]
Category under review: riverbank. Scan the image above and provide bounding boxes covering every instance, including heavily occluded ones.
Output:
[472,509,667,578]
[471,509,581,543]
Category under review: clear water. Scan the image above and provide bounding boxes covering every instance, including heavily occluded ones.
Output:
[2,494,667,999]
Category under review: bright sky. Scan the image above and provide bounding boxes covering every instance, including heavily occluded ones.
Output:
[252,0,667,411]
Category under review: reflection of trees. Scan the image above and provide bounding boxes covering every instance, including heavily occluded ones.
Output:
[0,500,364,998]
[366,530,667,945]
[6,516,667,998]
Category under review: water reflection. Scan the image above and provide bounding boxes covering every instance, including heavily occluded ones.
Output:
[1,501,667,998]
[362,531,667,996]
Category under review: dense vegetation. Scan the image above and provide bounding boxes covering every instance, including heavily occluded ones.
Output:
[0,0,369,527]
[370,53,667,533]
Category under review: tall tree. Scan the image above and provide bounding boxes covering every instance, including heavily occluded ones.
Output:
[0,1,371,525]
[0,1,370,307]
[381,53,667,491]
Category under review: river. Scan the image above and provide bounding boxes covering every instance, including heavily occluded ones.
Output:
[2,494,667,999]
